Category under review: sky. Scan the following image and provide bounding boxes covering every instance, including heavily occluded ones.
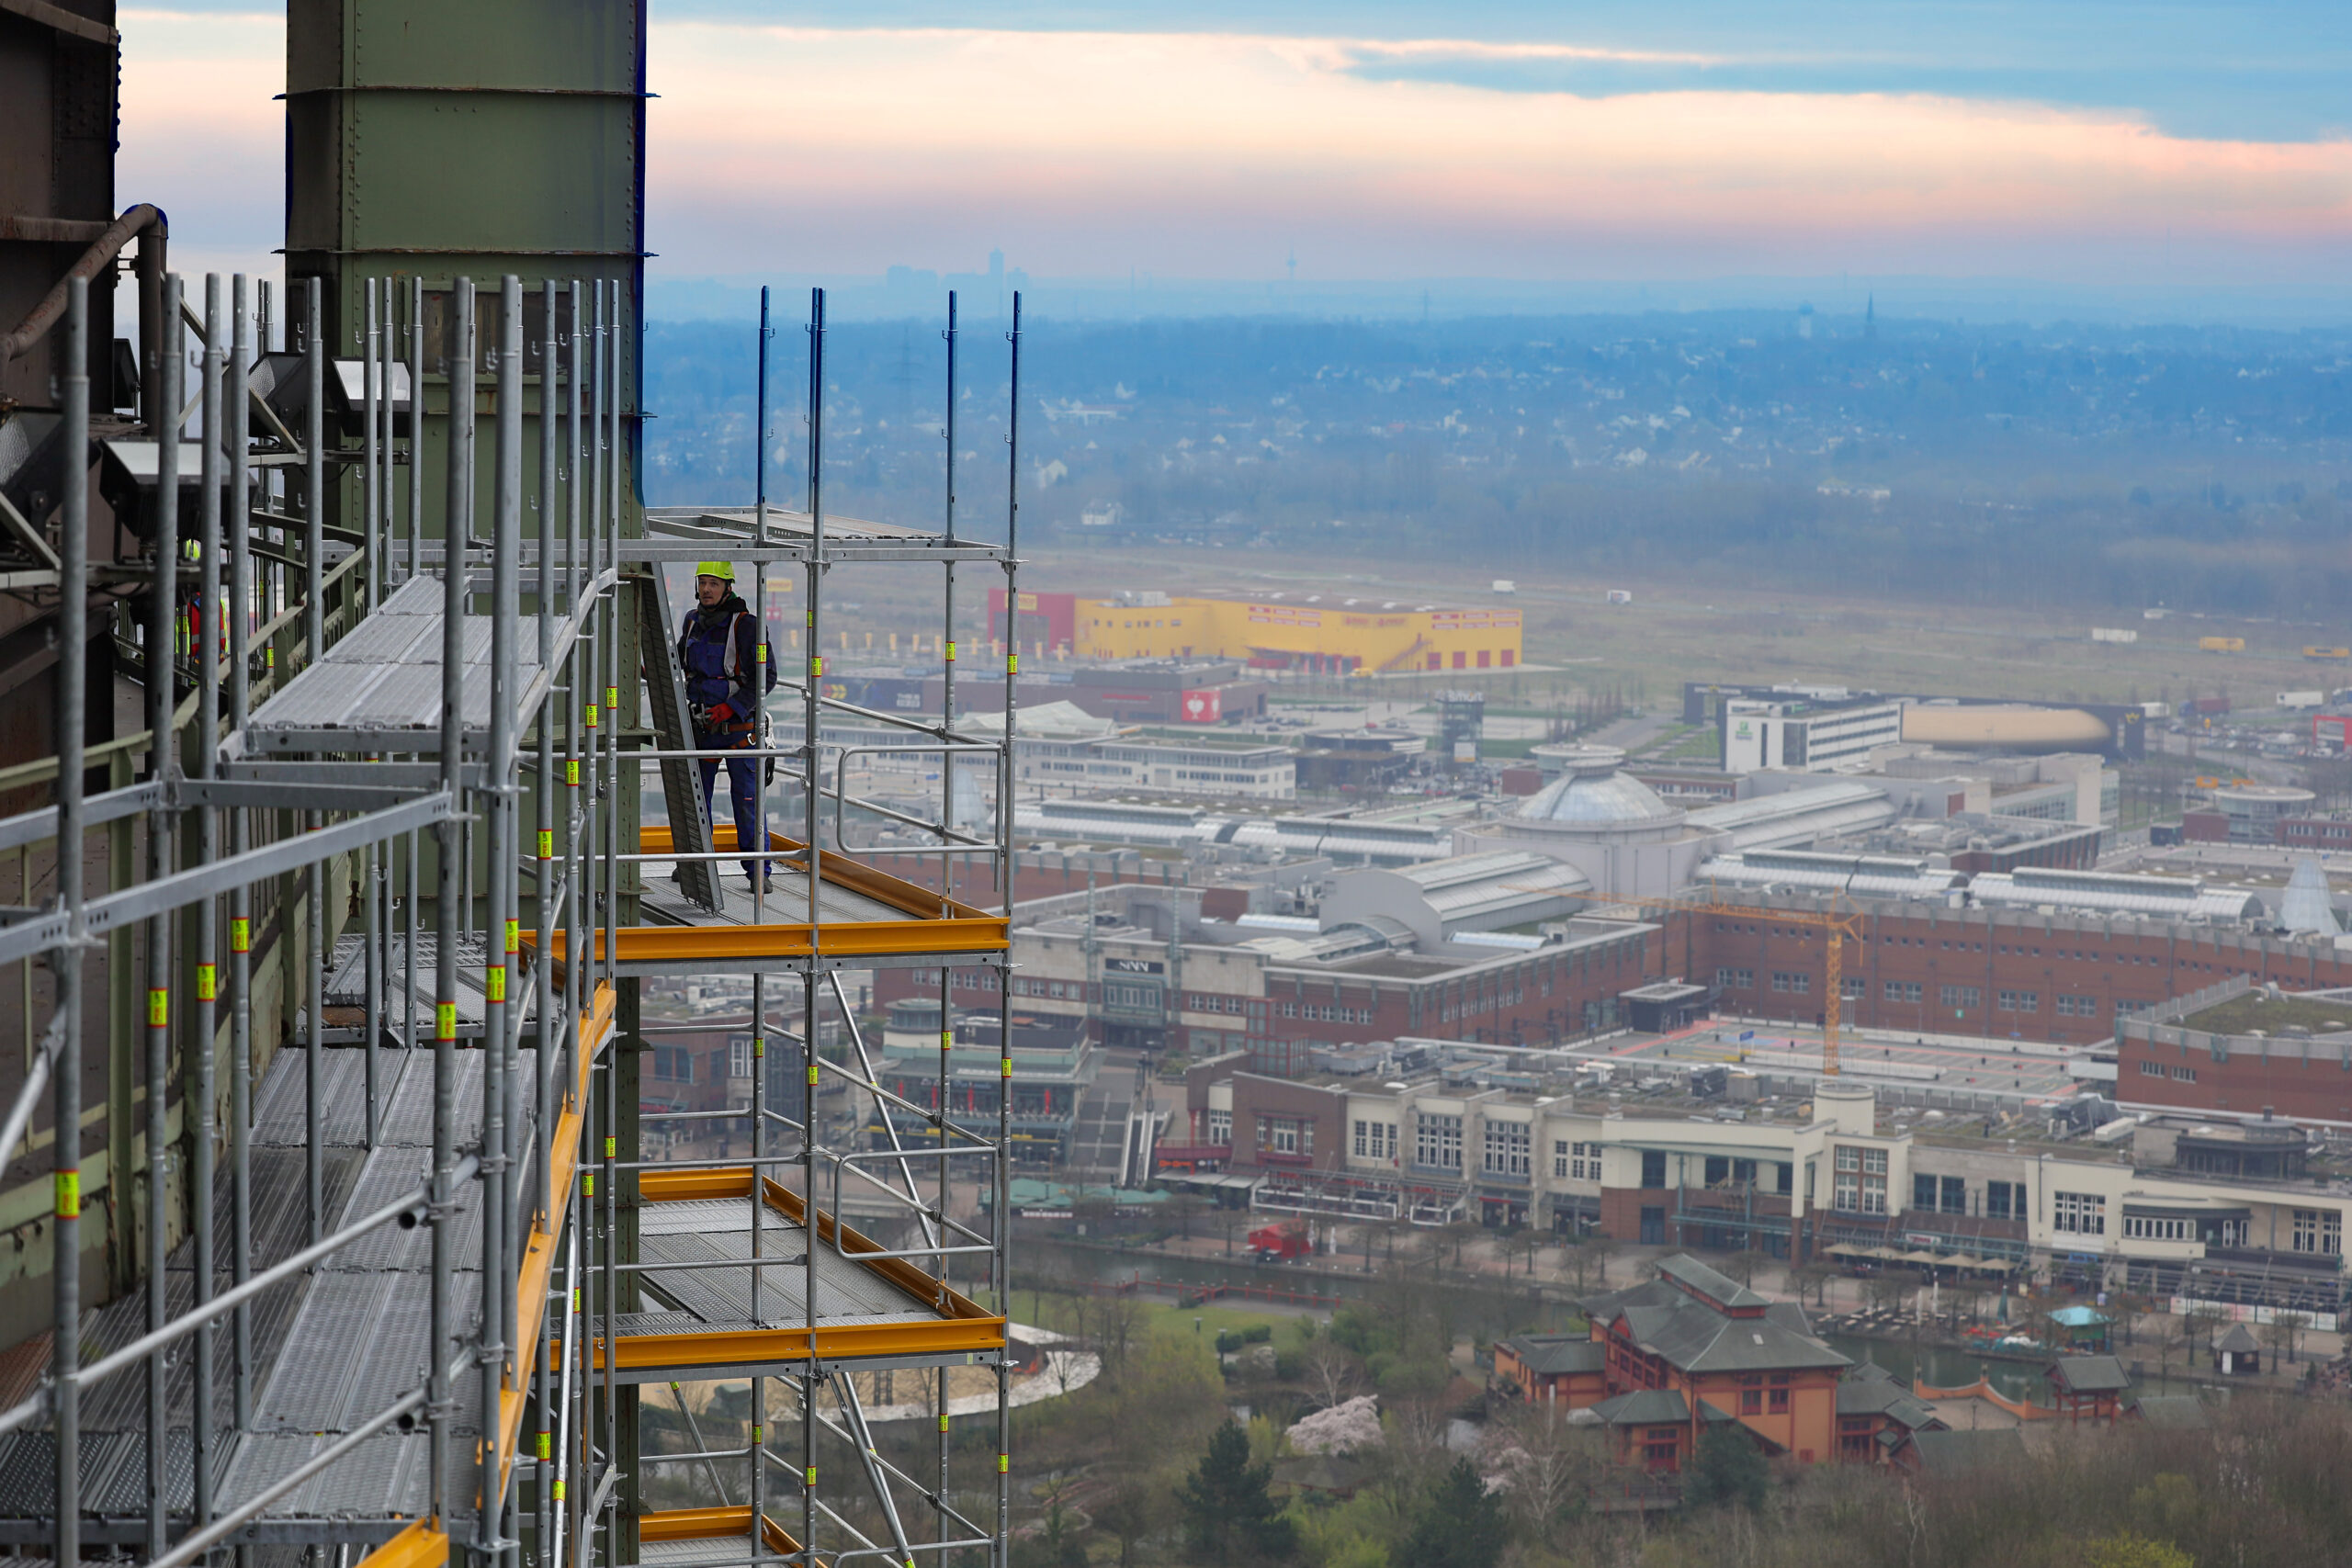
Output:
[122,3,2352,320]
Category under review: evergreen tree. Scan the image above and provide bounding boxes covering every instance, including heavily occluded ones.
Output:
[1175,1419,1296,1561]
[1400,1458,1509,1568]
[1686,1426,1770,1512]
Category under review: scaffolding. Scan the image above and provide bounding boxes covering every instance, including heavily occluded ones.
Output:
[0,267,1023,1568]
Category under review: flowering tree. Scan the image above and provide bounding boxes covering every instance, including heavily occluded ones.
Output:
[1286,1393,1384,1455]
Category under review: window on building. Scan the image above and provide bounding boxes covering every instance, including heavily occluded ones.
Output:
[1914,1174,1938,1213]
[1996,989,2039,1013]
[1860,1148,1888,1214]
[1416,1114,1464,1171]
[1884,980,1922,1004]
[1265,1117,1302,1156]
[2172,1065,2198,1082]
[1769,1387,1790,1413]
[1484,1121,1532,1178]
[1715,967,1754,990]
[1941,1176,1967,1215]
[1770,971,1810,994]
[1939,985,1981,1012]
[1640,1150,1667,1189]
[2124,1214,2189,1242]
[2291,1209,2343,1256]
[2057,995,2098,1018]
[2053,1191,2106,1235]
[1842,976,1866,1000]
[2140,1061,2165,1077]
[1555,1140,1600,1180]
[1986,1180,2016,1220]
[1741,1389,1763,1415]
[1833,1146,1860,1213]
[1207,1109,1232,1145]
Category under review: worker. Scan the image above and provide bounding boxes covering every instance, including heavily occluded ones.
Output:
[677,561,777,889]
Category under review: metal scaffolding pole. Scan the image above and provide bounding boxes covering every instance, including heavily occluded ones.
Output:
[937,288,958,1522]
[51,270,90,1568]
[363,276,383,1149]
[141,269,182,1562]
[226,271,254,1435]
[996,288,1023,1568]
[304,276,327,1250]
[481,274,524,1564]
[408,276,425,1059]
[801,284,827,1568]
[535,276,561,1568]
[190,271,225,1540]
[431,274,477,1529]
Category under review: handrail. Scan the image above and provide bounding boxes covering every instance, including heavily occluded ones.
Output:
[0,536,369,798]
[0,204,164,363]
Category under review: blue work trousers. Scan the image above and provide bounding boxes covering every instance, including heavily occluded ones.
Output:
[696,728,764,882]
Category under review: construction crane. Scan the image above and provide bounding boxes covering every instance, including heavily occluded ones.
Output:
[1558,887,1866,1076]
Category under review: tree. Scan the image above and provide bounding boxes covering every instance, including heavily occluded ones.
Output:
[1175,1419,1295,1562]
[1092,1292,1147,1378]
[1090,1477,1164,1568]
[1864,1269,1914,1317]
[1399,1458,1509,1568]
[1685,1427,1769,1512]
[1484,1401,1602,1535]
[2277,1310,2312,1367]
[1012,1503,1089,1568]
[1726,1248,1770,1287]
[1301,1337,1367,1409]
[2081,1531,2194,1568]
[2151,1313,2189,1382]
[2183,1303,2224,1358]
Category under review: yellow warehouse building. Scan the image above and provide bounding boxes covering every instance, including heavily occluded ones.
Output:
[993,588,1521,674]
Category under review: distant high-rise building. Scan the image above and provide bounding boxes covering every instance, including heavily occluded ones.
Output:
[1865,293,1878,340]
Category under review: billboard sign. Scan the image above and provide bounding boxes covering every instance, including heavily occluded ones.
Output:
[1181,688,1223,723]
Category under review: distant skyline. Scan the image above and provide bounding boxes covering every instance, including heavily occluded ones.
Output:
[125,4,2352,323]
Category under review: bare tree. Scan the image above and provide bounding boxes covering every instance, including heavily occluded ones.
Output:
[1093,1292,1148,1378]
[2151,1312,2189,1382]
[1484,1399,1605,1535]
[2184,1302,2224,1358]
[1559,1234,1599,1296]
[1301,1337,1366,1410]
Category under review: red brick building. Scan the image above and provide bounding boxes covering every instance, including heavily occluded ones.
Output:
[1583,1255,1850,1469]
[1491,1334,1607,1405]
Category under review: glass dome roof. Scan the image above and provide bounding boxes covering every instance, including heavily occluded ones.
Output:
[1513,748,1682,826]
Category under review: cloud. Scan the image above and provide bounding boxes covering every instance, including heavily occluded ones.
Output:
[647,24,2352,281]
[101,7,2352,298]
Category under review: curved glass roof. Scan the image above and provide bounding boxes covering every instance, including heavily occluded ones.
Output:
[1514,767,1681,826]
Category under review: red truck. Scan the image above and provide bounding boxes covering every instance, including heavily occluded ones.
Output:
[1248,1219,1311,1263]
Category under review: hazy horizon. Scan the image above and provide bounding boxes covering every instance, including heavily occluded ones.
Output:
[125,3,2352,332]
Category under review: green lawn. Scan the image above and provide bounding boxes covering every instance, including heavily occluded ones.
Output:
[1014,1287,1307,1344]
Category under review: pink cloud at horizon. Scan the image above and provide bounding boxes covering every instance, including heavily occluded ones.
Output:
[111,11,2352,288]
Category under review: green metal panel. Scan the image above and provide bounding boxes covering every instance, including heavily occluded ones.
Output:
[285,0,647,535]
